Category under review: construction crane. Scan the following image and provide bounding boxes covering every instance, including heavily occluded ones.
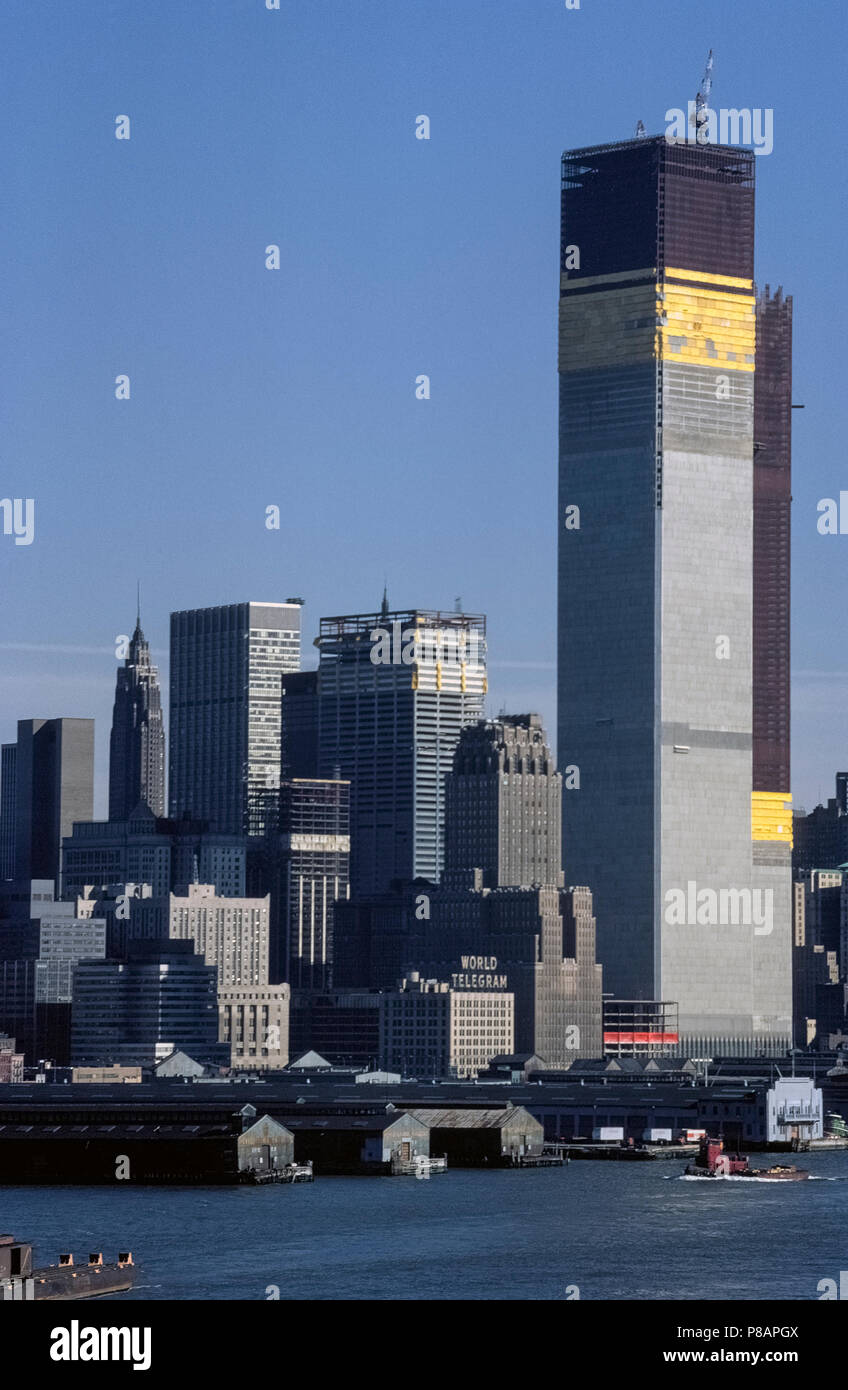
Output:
[692,49,714,140]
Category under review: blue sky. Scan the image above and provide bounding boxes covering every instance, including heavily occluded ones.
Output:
[0,0,845,817]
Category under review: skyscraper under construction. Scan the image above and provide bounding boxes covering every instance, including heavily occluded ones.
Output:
[557,134,792,1054]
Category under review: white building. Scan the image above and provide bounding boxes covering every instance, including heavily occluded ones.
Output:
[132,882,270,988]
[765,1076,823,1144]
[380,974,514,1080]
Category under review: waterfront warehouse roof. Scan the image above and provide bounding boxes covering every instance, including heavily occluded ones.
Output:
[280,1112,429,1134]
[0,1122,232,1139]
[404,1106,536,1130]
[238,1115,294,1143]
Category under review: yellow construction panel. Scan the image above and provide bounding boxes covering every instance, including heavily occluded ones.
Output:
[751,791,793,844]
[559,278,757,375]
[665,267,754,291]
[660,283,756,372]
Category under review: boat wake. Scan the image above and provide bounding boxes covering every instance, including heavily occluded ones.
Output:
[677,1172,826,1182]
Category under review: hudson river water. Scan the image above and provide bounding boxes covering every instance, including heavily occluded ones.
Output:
[3,1152,846,1300]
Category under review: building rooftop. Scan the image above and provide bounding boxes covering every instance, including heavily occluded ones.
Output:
[404,1107,534,1129]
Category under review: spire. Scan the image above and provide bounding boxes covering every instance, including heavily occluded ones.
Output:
[380,582,389,620]
[133,581,143,641]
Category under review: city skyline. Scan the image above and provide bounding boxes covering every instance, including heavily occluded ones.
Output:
[2,5,847,1323]
[1,1,846,823]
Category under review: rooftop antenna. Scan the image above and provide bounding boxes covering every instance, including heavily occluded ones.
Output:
[454,596,462,614]
[693,49,714,141]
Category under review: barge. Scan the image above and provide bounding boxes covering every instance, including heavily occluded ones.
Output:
[0,1235,135,1300]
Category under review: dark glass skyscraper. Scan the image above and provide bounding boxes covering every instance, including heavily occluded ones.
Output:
[557,135,792,1055]
[108,608,166,820]
[0,744,17,880]
[9,718,94,885]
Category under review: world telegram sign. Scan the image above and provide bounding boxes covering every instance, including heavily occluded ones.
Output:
[449,956,508,990]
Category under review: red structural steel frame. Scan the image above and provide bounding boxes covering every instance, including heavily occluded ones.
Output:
[753,286,792,795]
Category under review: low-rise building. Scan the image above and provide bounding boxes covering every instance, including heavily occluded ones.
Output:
[282,1108,430,1174]
[237,1114,295,1173]
[0,1034,24,1083]
[380,974,514,1079]
[70,1066,142,1084]
[219,984,290,1071]
[403,1105,543,1165]
[765,1075,823,1144]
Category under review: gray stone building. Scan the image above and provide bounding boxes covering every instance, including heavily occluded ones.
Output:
[445,715,562,889]
[219,984,290,1071]
[169,601,302,837]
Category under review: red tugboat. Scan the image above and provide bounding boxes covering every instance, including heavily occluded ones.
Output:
[685,1136,809,1181]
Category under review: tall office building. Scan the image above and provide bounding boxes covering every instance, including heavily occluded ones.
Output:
[169,602,302,837]
[280,671,319,779]
[35,913,108,1064]
[8,719,94,884]
[123,882,271,989]
[108,606,166,819]
[62,807,246,900]
[793,773,848,873]
[275,777,350,989]
[0,744,16,879]
[557,135,792,1054]
[445,715,562,888]
[316,607,487,894]
[0,888,107,1064]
